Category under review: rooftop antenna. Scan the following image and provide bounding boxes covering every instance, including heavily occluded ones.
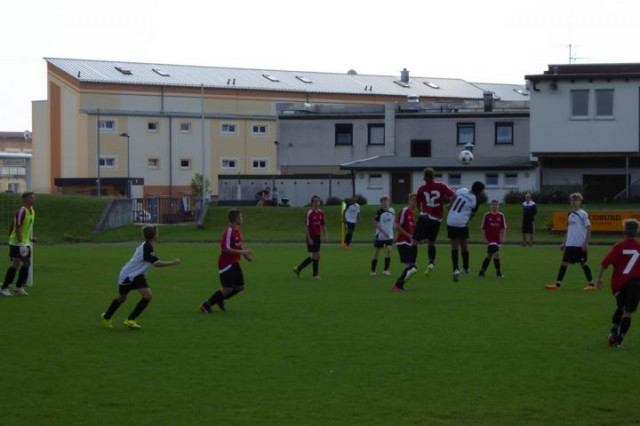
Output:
[567,44,589,64]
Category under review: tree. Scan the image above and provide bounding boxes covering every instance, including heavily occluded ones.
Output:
[190,173,211,199]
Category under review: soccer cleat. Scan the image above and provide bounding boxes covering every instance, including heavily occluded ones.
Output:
[217,300,226,311]
[370,271,376,276]
[392,284,406,292]
[292,267,301,279]
[607,333,618,347]
[405,267,418,283]
[453,269,460,282]
[497,274,505,279]
[312,276,322,281]
[382,270,391,276]
[462,269,470,274]
[544,284,561,291]
[199,303,212,314]
[479,271,486,277]
[124,319,142,330]
[583,284,596,291]
[0,288,12,297]
[424,263,434,278]
[14,287,28,296]
[101,313,113,329]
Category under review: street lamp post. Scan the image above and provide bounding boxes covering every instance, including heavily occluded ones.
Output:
[120,132,131,198]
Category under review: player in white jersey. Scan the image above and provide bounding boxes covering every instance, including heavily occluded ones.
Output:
[371,196,395,276]
[545,193,594,291]
[446,181,485,282]
[343,198,361,249]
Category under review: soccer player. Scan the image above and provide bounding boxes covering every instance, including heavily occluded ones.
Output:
[522,192,537,246]
[371,196,395,276]
[343,197,361,249]
[479,200,507,279]
[199,209,253,313]
[392,193,418,292]
[414,168,455,277]
[545,193,595,291]
[1,191,36,297]
[446,181,485,282]
[101,225,180,329]
[293,195,327,279]
[596,219,640,348]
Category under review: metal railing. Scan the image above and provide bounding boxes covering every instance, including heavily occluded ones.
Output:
[132,197,199,224]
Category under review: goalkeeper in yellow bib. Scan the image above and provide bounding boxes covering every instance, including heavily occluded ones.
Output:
[1,192,36,296]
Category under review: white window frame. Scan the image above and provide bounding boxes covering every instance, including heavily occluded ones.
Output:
[368,173,383,189]
[220,123,238,136]
[179,122,192,133]
[504,173,518,187]
[448,173,461,186]
[147,157,160,170]
[595,89,614,118]
[570,89,590,118]
[99,156,117,169]
[147,121,159,133]
[221,157,239,171]
[485,173,499,187]
[252,124,270,136]
[251,158,269,171]
[179,158,192,170]
[98,119,116,132]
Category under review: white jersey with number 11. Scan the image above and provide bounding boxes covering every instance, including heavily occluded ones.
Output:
[446,188,478,227]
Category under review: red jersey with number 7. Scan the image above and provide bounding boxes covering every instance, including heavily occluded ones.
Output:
[416,181,454,221]
[219,226,242,273]
[481,212,507,245]
[306,209,325,237]
[601,239,640,294]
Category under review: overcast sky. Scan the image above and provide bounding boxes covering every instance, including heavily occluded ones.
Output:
[2,0,639,131]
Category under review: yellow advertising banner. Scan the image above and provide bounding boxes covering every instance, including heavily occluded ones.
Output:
[553,211,640,232]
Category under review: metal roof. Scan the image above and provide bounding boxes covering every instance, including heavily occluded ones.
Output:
[470,82,530,102]
[45,57,524,100]
[340,155,536,171]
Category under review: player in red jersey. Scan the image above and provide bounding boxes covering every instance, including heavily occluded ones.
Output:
[392,193,418,292]
[413,168,455,278]
[293,195,328,279]
[199,209,253,313]
[596,219,640,348]
[478,200,507,278]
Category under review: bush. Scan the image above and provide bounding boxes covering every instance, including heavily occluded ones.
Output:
[502,187,583,204]
[325,197,343,206]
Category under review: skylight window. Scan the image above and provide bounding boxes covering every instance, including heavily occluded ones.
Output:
[424,81,440,89]
[513,88,529,96]
[394,80,410,88]
[262,74,280,82]
[115,66,132,75]
[153,68,170,77]
[296,76,313,84]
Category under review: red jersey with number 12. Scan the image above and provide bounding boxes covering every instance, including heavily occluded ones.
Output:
[601,239,640,294]
[219,226,242,273]
[396,207,416,245]
[306,209,325,236]
[481,212,507,245]
[416,181,454,221]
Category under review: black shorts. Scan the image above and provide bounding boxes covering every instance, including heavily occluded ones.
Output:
[447,225,469,241]
[374,239,393,248]
[219,263,245,289]
[522,221,535,234]
[413,216,441,242]
[345,222,356,233]
[397,244,417,264]
[307,235,321,253]
[487,243,500,255]
[9,244,31,260]
[118,274,149,295]
[562,247,587,264]
[616,278,640,313]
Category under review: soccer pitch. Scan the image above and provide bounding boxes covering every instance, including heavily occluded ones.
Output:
[1,242,638,425]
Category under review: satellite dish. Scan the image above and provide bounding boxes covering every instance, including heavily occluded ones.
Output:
[23,130,32,142]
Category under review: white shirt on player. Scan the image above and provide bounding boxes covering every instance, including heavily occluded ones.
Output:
[344,203,360,224]
[118,241,160,284]
[565,209,590,247]
[375,207,395,240]
[446,188,478,228]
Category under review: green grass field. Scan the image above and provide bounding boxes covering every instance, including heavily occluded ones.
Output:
[2,241,639,425]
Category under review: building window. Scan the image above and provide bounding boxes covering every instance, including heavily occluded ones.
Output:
[99,156,116,169]
[252,158,269,170]
[147,158,160,169]
[98,120,116,132]
[411,140,431,157]
[221,123,238,135]
[448,173,461,186]
[180,122,191,133]
[335,124,353,146]
[252,124,269,136]
[596,89,614,116]
[571,90,589,117]
[505,173,518,186]
[486,173,499,186]
[147,121,159,132]
[457,123,475,145]
[368,124,385,145]
[221,158,238,171]
[495,122,514,144]
[180,159,191,170]
[368,173,383,189]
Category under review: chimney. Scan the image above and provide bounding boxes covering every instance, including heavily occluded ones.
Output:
[483,91,494,112]
[400,68,410,83]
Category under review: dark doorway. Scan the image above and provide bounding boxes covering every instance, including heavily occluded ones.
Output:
[391,173,412,204]
[411,140,431,157]
[583,174,626,202]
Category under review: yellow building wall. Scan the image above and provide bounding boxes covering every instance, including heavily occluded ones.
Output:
[32,100,50,193]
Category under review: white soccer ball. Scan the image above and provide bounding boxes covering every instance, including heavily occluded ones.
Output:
[458,150,474,165]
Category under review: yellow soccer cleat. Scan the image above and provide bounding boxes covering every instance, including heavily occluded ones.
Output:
[124,319,142,330]
[101,313,113,329]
